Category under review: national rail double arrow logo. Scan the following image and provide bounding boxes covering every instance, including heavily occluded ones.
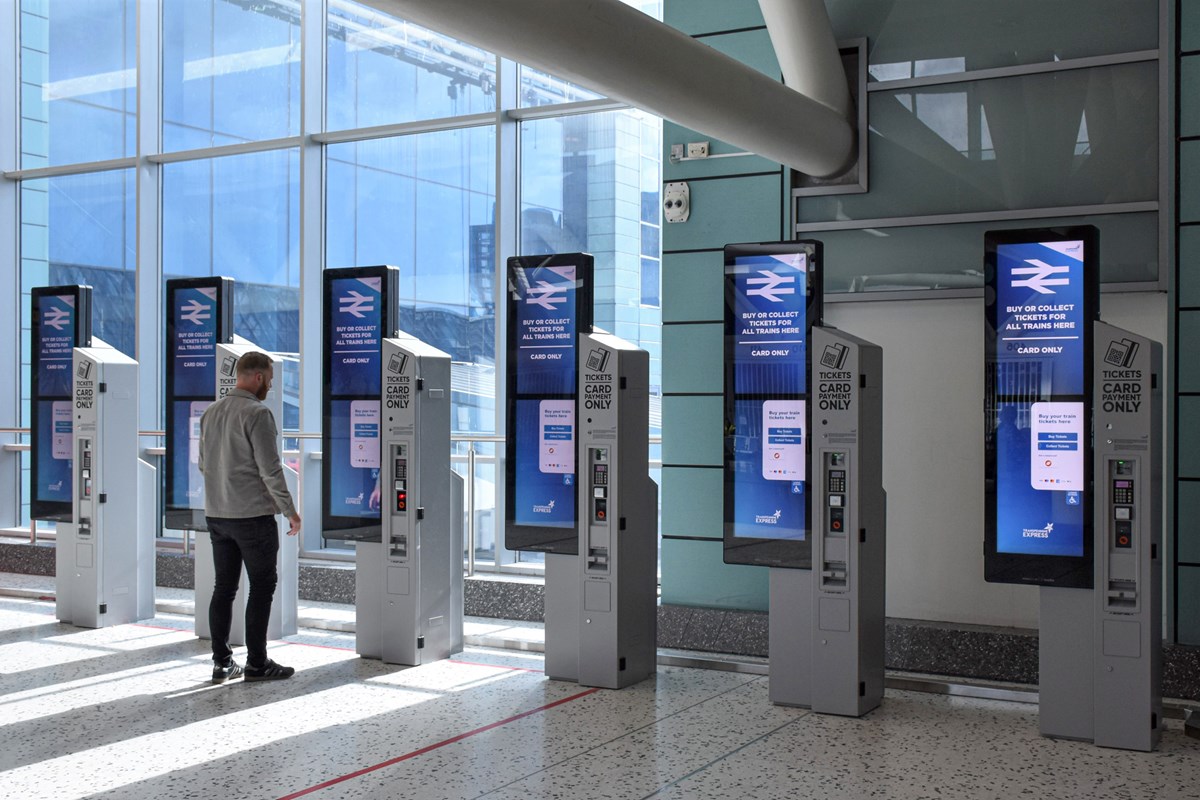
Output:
[181,299,212,325]
[745,270,796,303]
[339,291,375,319]
[526,281,567,311]
[1011,259,1070,295]
[43,306,71,331]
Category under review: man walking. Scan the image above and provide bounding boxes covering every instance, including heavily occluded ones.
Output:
[199,351,300,683]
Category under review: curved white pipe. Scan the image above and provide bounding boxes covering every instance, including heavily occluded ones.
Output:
[366,0,856,177]
[758,0,851,119]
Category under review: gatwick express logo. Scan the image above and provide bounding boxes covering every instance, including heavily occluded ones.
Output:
[532,499,557,515]
[1022,521,1054,540]
[754,509,783,525]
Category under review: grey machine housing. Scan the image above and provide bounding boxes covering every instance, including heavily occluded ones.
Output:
[357,332,464,665]
[58,339,155,628]
[545,329,658,689]
[1040,321,1163,751]
[769,325,886,717]
[193,336,299,644]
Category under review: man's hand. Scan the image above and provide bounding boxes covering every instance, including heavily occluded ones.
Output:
[368,483,381,511]
[287,514,301,537]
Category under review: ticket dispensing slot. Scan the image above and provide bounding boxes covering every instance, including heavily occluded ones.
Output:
[587,447,610,572]
[821,451,849,591]
[390,443,409,559]
[1106,458,1139,612]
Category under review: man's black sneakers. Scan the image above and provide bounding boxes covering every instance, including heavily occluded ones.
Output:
[212,659,244,684]
[244,659,295,682]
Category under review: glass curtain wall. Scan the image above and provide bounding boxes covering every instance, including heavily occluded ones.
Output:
[8,0,664,573]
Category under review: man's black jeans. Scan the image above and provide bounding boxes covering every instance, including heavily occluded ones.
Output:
[206,515,279,667]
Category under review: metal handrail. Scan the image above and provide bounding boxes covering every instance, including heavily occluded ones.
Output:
[6,427,663,571]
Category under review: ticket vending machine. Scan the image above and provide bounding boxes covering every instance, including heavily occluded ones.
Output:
[769,327,885,715]
[723,241,886,717]
[545,330,658,689]
[984,226,1162,751]
[505,254,658,690]
[192,336,299,643]
[1039,324,1163,751]
[57,340,156,628]
[356,333,463,665]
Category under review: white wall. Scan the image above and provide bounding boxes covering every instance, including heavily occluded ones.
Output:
[826,291,1168,628]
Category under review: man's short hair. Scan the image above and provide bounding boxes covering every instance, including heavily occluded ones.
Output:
[236,351,274,376]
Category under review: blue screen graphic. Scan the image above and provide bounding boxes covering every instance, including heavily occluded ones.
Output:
[37,294,76,398]
[512,399,575,528]
[35,400,73,506]
[729,398,807,540]
[729,253,808,395]
[994,240,1086,397]
[171,286,220,397]
[327,399,381,519]
[513,265,577,395]
[994,400,1086,556]
[330,276,384,396]
[35,295,77,507]
[171,400,211,511]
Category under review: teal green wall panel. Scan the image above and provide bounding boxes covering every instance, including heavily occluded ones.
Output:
[1179,312,1200,392]
[1183,56,1200,138]
[1178,397,1200,478]
[663,0,764,37]
[662,250,723,322]
[706,29,781,79]
[663,324,722,393]
[663,121,780,181]
[1177,481,1200,564]
[1178,566,1200,645]
[1185,2,1200,52]
[1181,226,1200,308]
[1182,140,1200,223]
[662,174,783,252]
[663,394,722,466]
[660,537,769,609]
[661,466,723,538]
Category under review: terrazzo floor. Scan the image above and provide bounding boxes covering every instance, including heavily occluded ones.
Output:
[1,592,1199,798]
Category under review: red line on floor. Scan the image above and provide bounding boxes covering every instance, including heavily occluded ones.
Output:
[130,622,192,633]
[280,639,356,652]
[283,642,544,674]
[448,659,542,673]
[275,687,601,800]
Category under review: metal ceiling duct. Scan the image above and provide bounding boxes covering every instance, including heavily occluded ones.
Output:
[364,0,856,178]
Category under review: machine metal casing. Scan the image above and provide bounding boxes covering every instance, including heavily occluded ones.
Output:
[1040,323,1162,750]
[57,340,154,628]
[356,334,463,665]
[770,326,885,716]
[576,331,658,689]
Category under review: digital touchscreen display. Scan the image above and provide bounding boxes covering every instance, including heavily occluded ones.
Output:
[322,266,397,541]
[504,254,593,554]
[30,286,91,521]
[985,227,1096,587]
[723,242,821,568]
